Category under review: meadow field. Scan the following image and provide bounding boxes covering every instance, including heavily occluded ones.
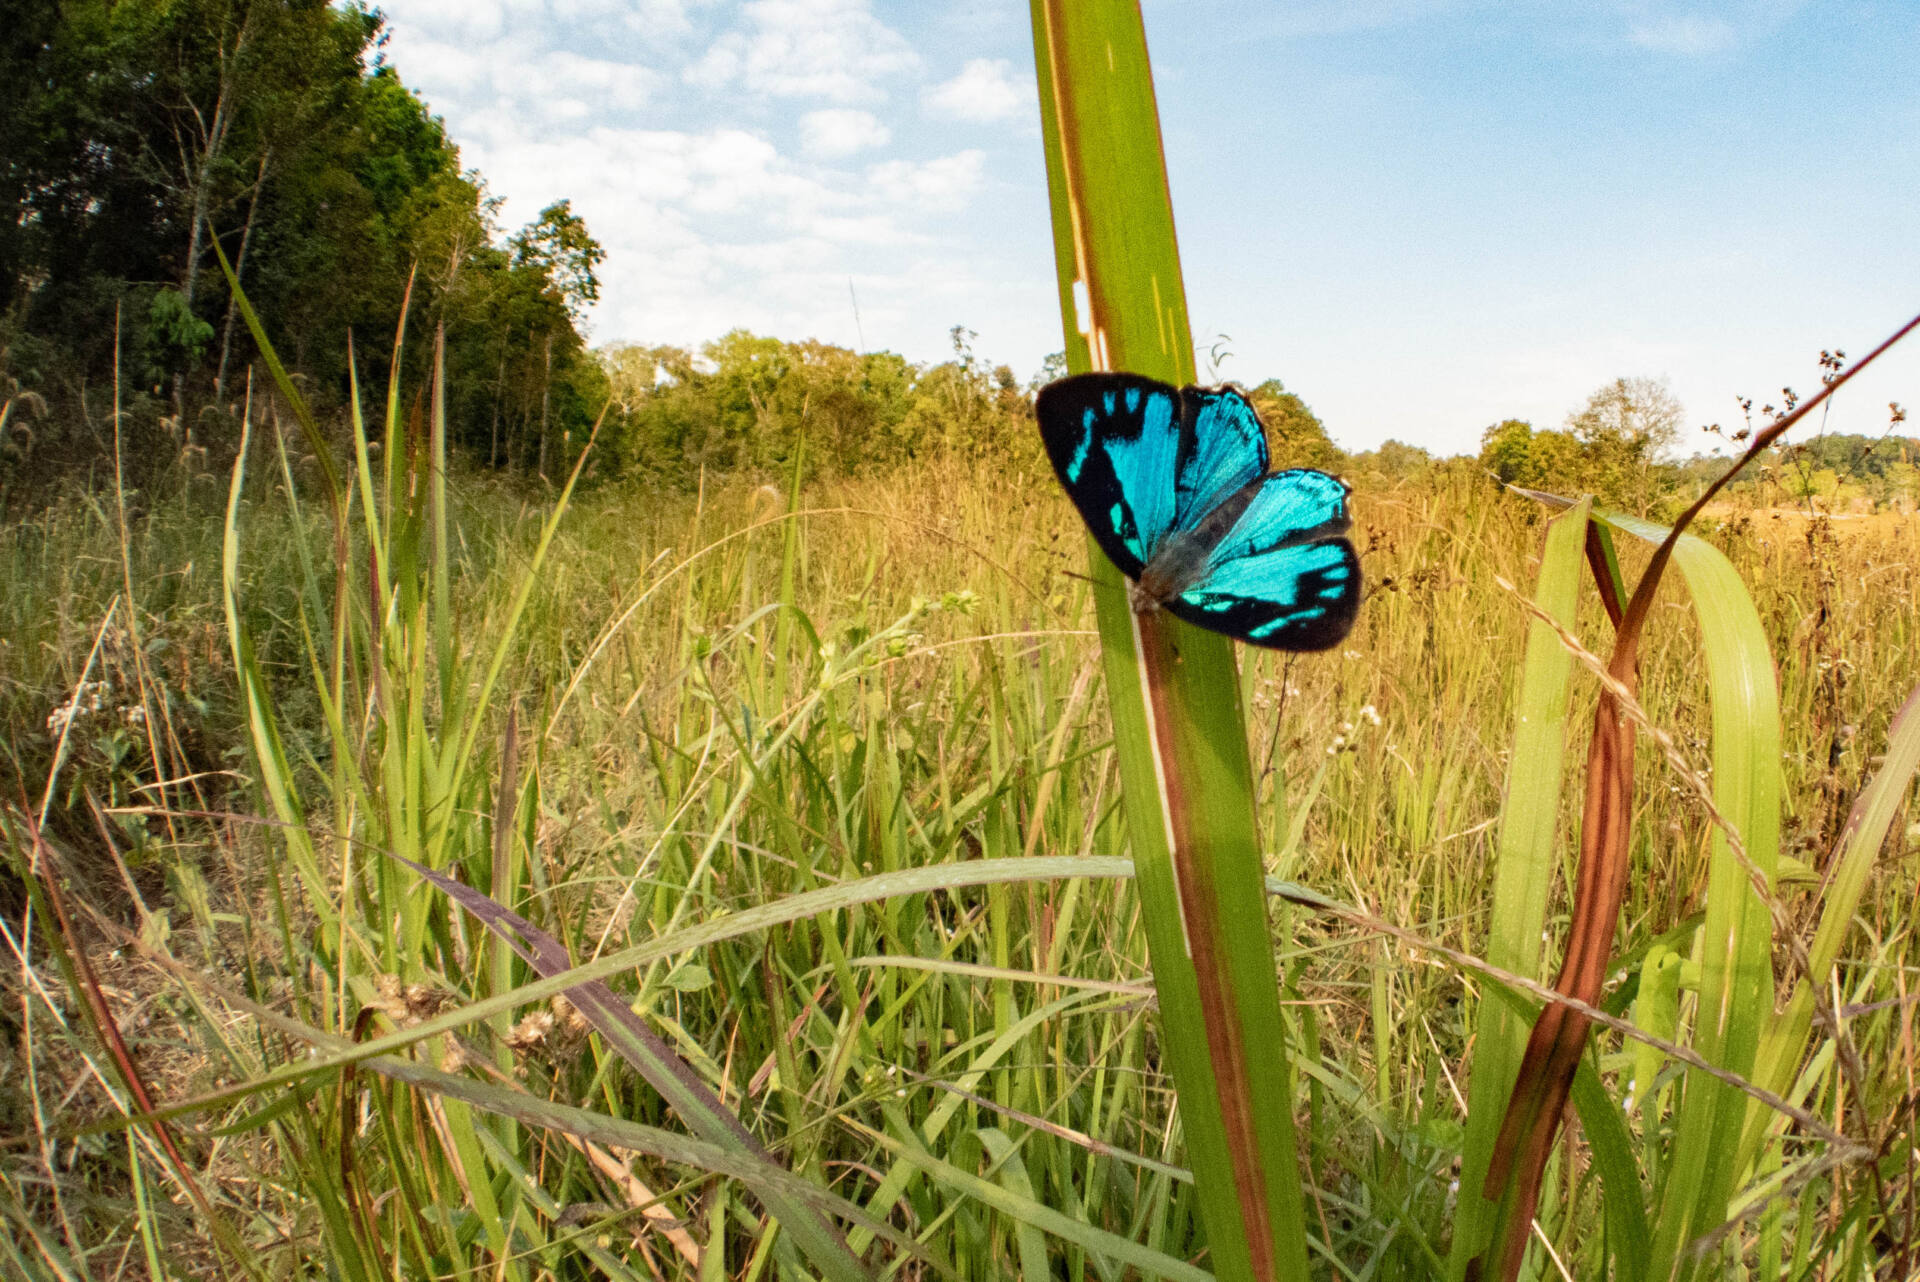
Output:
[3,421,1917,1279]
[8,0,1920,1276]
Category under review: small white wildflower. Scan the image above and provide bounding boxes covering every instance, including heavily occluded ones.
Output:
[1343,649,1362,661]
[1359,704,1382,726]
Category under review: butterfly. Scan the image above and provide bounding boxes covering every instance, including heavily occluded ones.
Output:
[1035,372,1361,651]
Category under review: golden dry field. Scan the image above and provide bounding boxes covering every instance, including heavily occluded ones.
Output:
[5,447,1917,1277]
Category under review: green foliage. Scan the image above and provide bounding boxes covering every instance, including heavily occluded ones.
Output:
[1246,377,1344,470]
[10,443,1919,1277]
[1348,438,1434,486]
[1,0,603,493]
[599,329,1040,484]
[140,289,216,384]
[1476,377,1685,511]
[1478,419,1537,484]
[507,199,605,318]
[1687,429,1920,511]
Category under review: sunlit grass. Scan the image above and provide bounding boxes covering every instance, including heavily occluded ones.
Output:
[3,435,1918,1277]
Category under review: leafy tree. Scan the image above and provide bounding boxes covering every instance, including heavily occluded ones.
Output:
[1477,379,1685,510]
[1350,438,1433,484]
[599,331,1041,485]
[1564,375,1681,504]
[508,200,605,321]
[1478,419,1536,484]
[1,0,608,495]
[1245,378,1343,470]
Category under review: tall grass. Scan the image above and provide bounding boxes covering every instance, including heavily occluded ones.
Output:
[4,366,1918,1276]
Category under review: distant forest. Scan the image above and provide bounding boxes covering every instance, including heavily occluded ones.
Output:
[4,0,611,496]
[4,0,1913,512]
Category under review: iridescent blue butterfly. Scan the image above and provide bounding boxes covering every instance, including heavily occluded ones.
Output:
[1035,372,1360,651]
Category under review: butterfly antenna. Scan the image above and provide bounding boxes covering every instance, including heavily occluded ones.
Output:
[1057,566,1133,603]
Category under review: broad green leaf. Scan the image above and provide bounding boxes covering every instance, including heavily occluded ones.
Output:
[1596,510,1780,1282]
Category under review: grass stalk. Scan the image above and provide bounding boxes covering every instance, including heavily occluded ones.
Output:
[1030,3,1313,1277]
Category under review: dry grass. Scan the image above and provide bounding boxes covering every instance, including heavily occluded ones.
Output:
[3,452,1917,1278]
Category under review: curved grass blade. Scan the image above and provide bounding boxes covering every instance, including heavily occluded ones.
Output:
[392,852,875,1282]
[97,856,1138,1127]
[856,1122,1214,1282]
[356,1054,921,1264]
[1594,510,1780,1282]
[1472,318,1919,1282]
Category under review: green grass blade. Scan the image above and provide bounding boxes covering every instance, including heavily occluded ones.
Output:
[393,850,874,1282]
[220,406,337,938]
[1595,510,1781,1282]
[1570,1055,1651,1281]
[1740,682,1920,1169]
[355,1054,923,1263]
[1451,497,1591,1275]
[1031,5,1312,1277]
[861,1123,1214,1282]
[978,1128,1055,1282]
[104,857,1140,1126]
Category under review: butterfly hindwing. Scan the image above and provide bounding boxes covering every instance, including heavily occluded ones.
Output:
[1168,538,1361,650]
[1035,374,1186,579]
[1166,470,1360,650]
[1209,468,1351,562]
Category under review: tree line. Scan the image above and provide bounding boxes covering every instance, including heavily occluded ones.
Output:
[2,0,606,498]
[12,0,1901,509]
[1479,376,1919,511]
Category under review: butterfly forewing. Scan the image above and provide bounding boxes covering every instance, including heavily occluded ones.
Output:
[1173,386,1269,530]
[1035,374,1186,579]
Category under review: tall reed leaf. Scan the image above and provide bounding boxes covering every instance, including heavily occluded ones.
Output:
[1473,316,1919,1281]
[1030,4,1312,1277]
[1450,497,1591,1276]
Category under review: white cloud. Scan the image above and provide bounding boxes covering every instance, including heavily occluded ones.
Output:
[799,108,891,158]
[1628,14,1737,53]
[685,0,917,103]
[369,0,1037,364]
[922,58,1033,124]
[526,51,661,112]
[374,31,660,117]
[867,150,986,210]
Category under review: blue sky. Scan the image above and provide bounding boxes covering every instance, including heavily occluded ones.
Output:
[373,0,1919,456]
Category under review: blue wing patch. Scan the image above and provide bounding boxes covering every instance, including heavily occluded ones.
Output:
[1035,373,1361,651]
[1036,375,1186,580]
[1174,386,1268,531]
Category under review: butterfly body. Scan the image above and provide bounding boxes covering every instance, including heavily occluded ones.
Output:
[1035,373,1361,651]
